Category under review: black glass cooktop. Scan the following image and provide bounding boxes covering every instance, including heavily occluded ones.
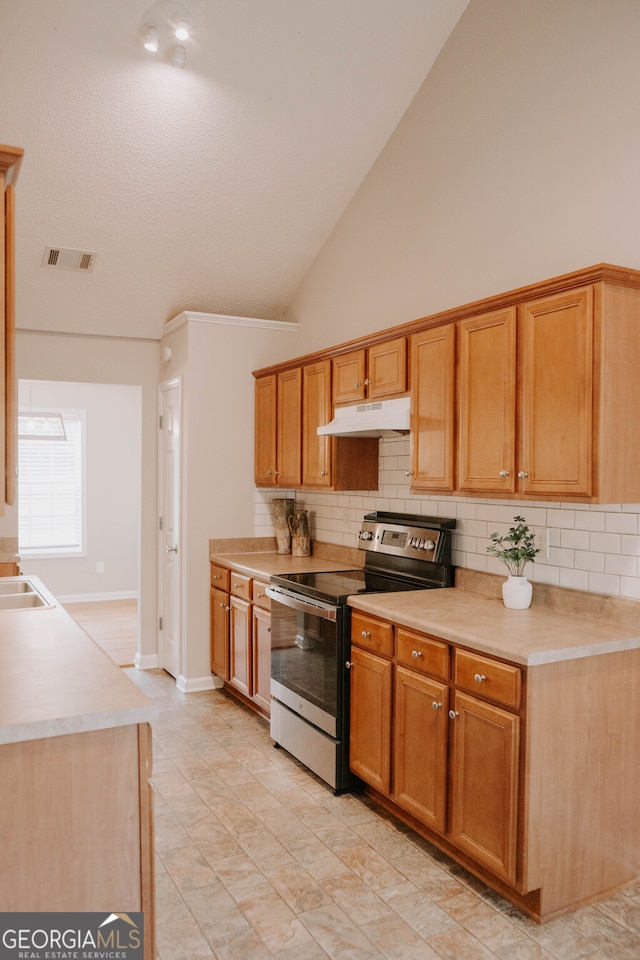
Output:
[270,569,433,605]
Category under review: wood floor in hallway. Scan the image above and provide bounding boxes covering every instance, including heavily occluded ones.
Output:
[64,597,138,667]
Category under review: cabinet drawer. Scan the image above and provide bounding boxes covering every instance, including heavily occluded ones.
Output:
[210,563,230,591]
[252,579,271,610]
[230,572,252,601]
[397,629,449,680]
[454,649,521,710]
[351,612,393,658]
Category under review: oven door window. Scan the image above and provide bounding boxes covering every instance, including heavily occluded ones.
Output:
[271,601,342,718]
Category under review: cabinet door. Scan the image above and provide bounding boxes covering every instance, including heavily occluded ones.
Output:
[394,666,448,833]
[367,337,407,399]
[254,375,277,486]
[210,586,229,679]
[410,325,455,491]
[333,349,366,404]
[252,605,272,716]
[302,359,332,487]
[229,596,252,697]
[519,287,593,498]
[449,691,519,885]
[276,367,302,487]
[348,646,392,794]
[458,309,516,494]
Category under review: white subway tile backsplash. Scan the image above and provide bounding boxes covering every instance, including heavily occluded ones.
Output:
[256,447,640,604]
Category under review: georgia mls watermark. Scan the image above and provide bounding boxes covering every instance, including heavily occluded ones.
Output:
[0,913,144,960]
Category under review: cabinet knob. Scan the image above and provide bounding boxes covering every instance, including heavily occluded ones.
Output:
[474,673,486,684]
[361,630,371,638]
[411,650,423,659]
[518,470,529,479]
[405,470,413,477]
[354,380,361,387]
[218,601,225,608]
[431,701,442,710]
[345,661,353,669]
[212,574,221,580]
[364,378,372,386]
[499,469,510,478]
[320,471,328,477]
[448,710,459,720]
[267,626,271,633]
[233,583,242,589]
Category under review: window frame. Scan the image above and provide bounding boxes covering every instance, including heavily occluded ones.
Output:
[18,407,88,560]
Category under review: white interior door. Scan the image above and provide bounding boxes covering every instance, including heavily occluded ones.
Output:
[158,377,182,679]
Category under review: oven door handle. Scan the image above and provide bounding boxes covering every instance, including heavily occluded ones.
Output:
[266,586,338,622]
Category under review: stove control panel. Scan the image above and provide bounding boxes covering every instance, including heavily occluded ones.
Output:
[358,519,445,562]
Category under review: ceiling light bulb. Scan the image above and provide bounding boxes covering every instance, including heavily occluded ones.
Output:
[171,44,186,68]
[174,17,189,41]
[143,24,159,52]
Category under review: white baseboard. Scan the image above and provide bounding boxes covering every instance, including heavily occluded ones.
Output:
[58,591,138,604]
[176,674,221,693]
[135,652,159,670]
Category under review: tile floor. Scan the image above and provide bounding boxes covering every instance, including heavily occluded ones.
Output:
[126,667,640,960]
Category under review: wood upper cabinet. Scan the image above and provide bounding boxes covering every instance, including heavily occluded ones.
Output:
[302,359,332,487]
[458,308,517,495]
[409,324,455,491]
[254,369,301,487]
[302,359,378,491]
[1,145,22,513]
[518,287,593,499]
[333,337,407,404]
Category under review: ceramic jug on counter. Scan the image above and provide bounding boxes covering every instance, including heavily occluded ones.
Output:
[288,509,311,557]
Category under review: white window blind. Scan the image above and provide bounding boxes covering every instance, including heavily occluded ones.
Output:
[18,410,86,556]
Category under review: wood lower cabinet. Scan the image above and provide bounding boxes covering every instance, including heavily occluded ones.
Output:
[210,563,271,717]
[448,690,519,885]
[0,723,155,959]
[394,666,448,833]
[348,645,392,794]
[349,611,523,903]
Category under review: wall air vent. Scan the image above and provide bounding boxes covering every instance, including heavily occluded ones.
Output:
[42,246,96,272]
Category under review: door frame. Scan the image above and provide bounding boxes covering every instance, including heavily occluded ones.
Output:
[157,376,182,679]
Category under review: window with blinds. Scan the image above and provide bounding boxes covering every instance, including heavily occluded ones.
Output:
[18,410,86,556]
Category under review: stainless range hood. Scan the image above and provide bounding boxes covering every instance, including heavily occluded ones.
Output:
[317,396,410,438]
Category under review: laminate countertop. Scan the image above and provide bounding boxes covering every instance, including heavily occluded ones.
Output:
[0,577,156,745]
[210,551,357,580]
[348,587,640,666]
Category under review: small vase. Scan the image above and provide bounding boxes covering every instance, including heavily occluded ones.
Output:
[502,575,532,610]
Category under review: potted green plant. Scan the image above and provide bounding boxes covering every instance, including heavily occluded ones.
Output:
[486,515,540,609]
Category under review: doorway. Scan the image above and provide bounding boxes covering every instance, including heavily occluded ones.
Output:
[17,379,142,632]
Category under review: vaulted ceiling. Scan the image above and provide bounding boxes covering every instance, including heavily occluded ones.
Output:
[0,1,469,340]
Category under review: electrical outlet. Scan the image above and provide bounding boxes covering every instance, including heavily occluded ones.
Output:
[96,561,104,574]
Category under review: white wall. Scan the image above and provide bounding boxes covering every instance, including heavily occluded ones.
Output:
[160,314,301,687]
[18,379,140,601]
[275,0,640,600]
[0,331,160,659]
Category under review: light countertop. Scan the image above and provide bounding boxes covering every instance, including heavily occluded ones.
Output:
[348,588,640,666]
[210,550,357,580]
[0,577,156,745]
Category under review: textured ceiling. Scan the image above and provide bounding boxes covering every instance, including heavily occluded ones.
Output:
[0,0,469,340]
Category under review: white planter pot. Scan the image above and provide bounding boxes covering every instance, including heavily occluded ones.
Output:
[502,575,532,609]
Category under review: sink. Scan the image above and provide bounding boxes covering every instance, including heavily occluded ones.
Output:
[0,579,37,596]
[0,578,53,610]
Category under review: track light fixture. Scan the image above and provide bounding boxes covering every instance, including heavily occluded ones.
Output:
[140,1,192,68]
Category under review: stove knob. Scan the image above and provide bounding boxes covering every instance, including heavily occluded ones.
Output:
[423,539,436,551]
